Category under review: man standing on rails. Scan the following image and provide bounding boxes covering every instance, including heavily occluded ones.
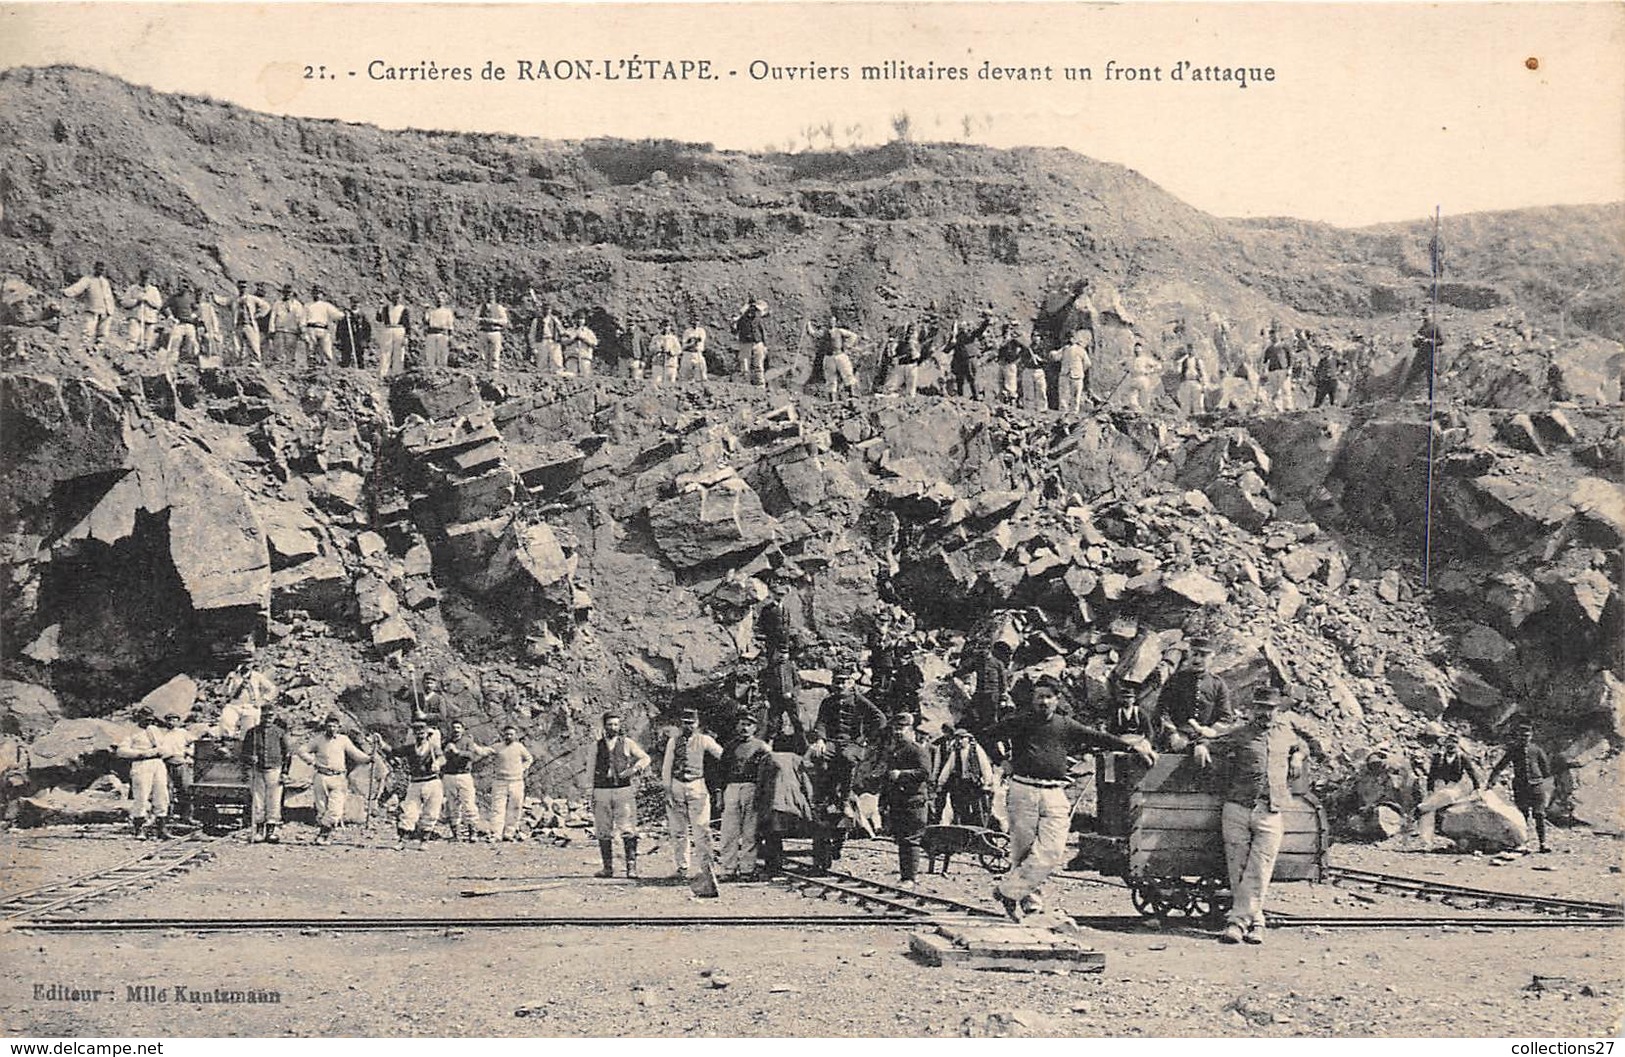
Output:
[591,712,650,878]
[1201,684,1323,945]
[240,697,295,844]
[984,676,1155,921]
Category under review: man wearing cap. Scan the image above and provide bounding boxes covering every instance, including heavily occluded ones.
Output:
[813,667,885,750]
[441,720,495,842]
[240,698,295,843]
[733,298,770,389]
[268,285,306,367]
[1154,635,1234,755]
[661,708,723,879]
[592,713,650,877]
[424,291,455,369]
[229,280,270,364]
[717,715,772,880]
[296,714,374,846]
[564,310,599,377]
[1105,679,1156,742]
[1057,329,1093,413]
[880,711,933,887]
[117,709,174,840]
[1263,324,1297,410]
[489,725,534,842]
[806,316,861,400]
[934,724,995,827]
[679,316,709,382]
[62,261,117,353]
[162,281,204,370]
[1410,732,1484,843]
[335,295,373,370]
[389,718,447,850]
[985,676,1154,920]
[155,710,200,825]
[1487,719,1556,854]
[302,286,341,369]
[1201,685,1323,944]
[530,303,566,374]
[375,291,411,377]
[995,320,1026,404]
[476,287,510,371]
[120,270,165,352]
[650,318,682,383]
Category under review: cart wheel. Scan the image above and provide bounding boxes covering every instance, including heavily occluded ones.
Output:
[1165,881,1197,917]
[977,832,1010,873]
[1189,884,1223,923]
[1130,883,1167,918]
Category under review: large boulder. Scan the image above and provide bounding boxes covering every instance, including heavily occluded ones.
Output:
[1438,790,1529,850]
[136,674,198,719]
[648,480,778,571]
[0,680,61,738]
[28,717,137,772]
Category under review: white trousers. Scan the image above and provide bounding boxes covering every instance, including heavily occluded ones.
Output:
[1222,800,1284,929]
[399,777,444,833]
[666,778,712,871]
[129,759,171,821]
[490,778,526,839]
[377,327,406,377]
[443,773,481,832]
[995,781,1070,903]
[250,769,283,826]
[312,772,348,828]
[593,786,637,840]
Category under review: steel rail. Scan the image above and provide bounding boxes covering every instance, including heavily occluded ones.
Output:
[9,914,916,933]
[777,864,1003,919]
[1321,866,1623,919]
[2,833,228,920]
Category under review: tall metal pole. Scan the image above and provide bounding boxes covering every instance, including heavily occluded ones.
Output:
[1423,206,1441,586]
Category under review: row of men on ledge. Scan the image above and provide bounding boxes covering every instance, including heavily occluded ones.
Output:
[119,668,1552,948]
[58,264,1431,412]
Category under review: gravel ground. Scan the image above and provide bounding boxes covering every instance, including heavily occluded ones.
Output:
[1,824,1621,1037]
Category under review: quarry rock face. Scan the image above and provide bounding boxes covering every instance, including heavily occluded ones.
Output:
[0,66,1619,812]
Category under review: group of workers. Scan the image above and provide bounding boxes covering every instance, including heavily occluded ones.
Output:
[57,263,1432,417]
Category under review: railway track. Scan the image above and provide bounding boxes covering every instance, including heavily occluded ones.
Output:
[2,832,228,920]
[1321,866,1624,921]
[9,913,915,933]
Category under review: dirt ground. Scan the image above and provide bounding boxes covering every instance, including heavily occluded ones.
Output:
[1,823,1621,1038]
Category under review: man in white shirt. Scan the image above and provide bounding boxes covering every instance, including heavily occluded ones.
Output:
[476,289,510,371]
[155,710,199,824]
[564,310,598,376]
[661,707,723,880]
[269,286,306,367]
[488,724,534,842]
[117,709,172,839]
[228,280,269,365]
[62,262,116,353]
[376,291,410,378]
[121,270,164,352]
[424,291,455,368]
[529,301,565,373]
[650,319,682,383]
[302,286,341,370]
[296,714,375,845]
[680,318,709,382]
[1057,329,1093,414]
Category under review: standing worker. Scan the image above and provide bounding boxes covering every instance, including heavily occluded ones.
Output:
[120,269,164,352]
[388,717,446,851]
[651,318,682,383]
[661,707,723,881]
[1410,731,1484,843]
[240,697,294,844]
[116,709,172,840]
[230,279,270,365]
[441,720,495,843]
[1487,717,1556,854]
[718,714,771,880]
[488,724,534,842]
[806,316,861,400]
[61,261,117,354]
[296,714,375,846]
[934,725,995,827]
[335,295,373,370]
[591,712,650,877]
[163,281,204,369]
[880,711,932,888]
[268,285,306,368]
[565,310,599,377]
[375,291,411,378]
[530,301,565,374]
[423,290,455,369]
[302,285,340,369]
[477,288,510,371]
[984,676,1154,921]
[945,313,993,399]
[733,297,770,388]
[996,320,1026,404]
[1057,329,1093,413]
[680,315,709,382]
[1200,684,1322,944]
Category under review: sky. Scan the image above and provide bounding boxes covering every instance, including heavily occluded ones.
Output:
[1,1,1622,227]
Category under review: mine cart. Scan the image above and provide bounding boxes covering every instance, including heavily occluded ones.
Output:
[1088,751,1330,921]
[191,737,254,833]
